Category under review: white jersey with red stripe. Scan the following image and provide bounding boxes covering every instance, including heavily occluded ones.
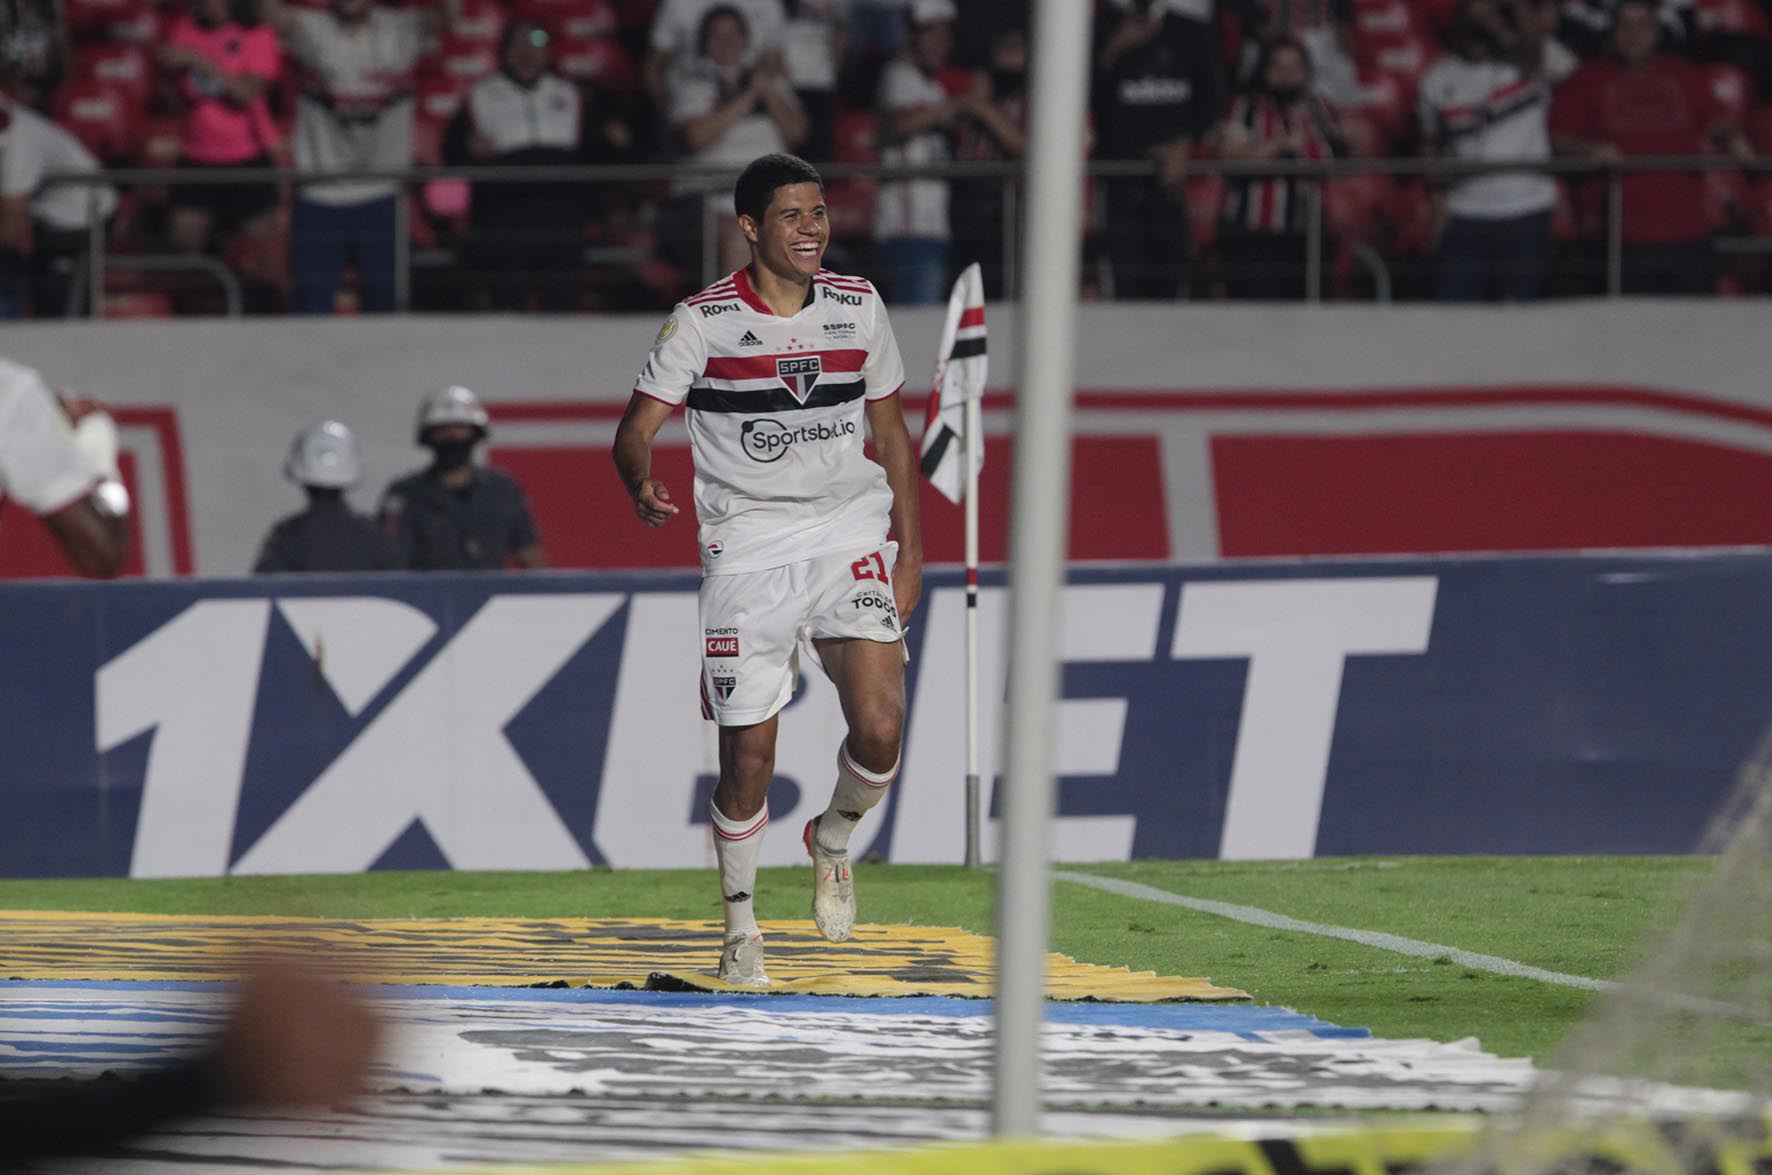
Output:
[633,267,907,575]
[0,356,101,518]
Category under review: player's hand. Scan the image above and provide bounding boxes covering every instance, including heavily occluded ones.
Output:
[632,478,680,527]
[893,553,923,624]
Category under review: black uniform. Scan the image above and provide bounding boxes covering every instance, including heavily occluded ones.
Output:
[379,466,539,570]
[253,497,401,574]
[1092,3,1225,298]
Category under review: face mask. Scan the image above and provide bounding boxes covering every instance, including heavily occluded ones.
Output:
[429,440,476,472]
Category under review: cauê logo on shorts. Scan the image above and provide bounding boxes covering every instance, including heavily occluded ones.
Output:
[741,417,857,463]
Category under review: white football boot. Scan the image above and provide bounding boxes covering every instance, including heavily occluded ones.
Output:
[804,816,856,943]
[717,932,770,986]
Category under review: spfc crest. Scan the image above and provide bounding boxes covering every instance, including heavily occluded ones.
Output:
[777,355,822,403]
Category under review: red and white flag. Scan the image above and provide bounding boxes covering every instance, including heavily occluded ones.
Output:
[918,263,987,504]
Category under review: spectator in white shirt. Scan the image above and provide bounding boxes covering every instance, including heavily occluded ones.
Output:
[644,0,785,111]
[1418,0,1560,301]
[874,0,956,305]
[274,0,456,314]
[670,5,807,276]
[444,19,623,311]
[0,96,116,318]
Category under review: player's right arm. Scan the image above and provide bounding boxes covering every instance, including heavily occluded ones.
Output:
[614,305,703,526]
[613,394,679,527]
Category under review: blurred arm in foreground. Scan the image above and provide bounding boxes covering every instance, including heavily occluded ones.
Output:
[0,964,380,1165]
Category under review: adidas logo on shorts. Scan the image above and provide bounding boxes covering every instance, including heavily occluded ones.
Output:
[738,330,762,347]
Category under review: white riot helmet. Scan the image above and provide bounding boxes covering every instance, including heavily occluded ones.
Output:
[416,385,490,443]
[284,420,364,489]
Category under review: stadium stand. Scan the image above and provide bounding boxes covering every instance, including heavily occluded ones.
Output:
[2,0,1769,313]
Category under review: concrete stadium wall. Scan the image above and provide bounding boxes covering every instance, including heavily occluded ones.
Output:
[2,550,1765,878]
[4,300,1772,578]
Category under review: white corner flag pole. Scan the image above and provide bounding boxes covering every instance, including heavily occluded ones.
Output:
[963,387,982,871]
[992,0,1092,1141]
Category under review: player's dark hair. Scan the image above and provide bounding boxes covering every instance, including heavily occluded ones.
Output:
[734,154,824,224]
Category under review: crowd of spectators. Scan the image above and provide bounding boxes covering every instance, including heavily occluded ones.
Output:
[2,0,1771,315]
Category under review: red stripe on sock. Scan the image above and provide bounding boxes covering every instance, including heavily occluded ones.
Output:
[840,745,898,788]
[712,810,769,841]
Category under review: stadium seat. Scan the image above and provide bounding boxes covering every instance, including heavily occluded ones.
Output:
[422,35,497,85]
[1372,33,1431,87]
[553,35,635,101]
[833,108,878,164]
[1695,0,1770,37]
[413,77,466,165]
[614,0,657,34]
[1353,0,1419,44]
[824,178,876,239]
[1186,173,1225,249]
[516,0,620,40]
[65,0,149,41]
[71,43,156,109]
[136,114,184,168]
[1704,63,1752,122]
[49,79,141,164]
[101,288,177,318]
[449,0,504,44]
[1324,175,1393,244]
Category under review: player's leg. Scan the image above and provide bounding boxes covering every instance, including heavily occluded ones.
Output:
[709,717,778,985]
[803,544,907,941]
[700,567,799,985]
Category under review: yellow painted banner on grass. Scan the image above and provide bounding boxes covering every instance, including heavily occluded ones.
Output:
[0,911,1243,1002]
[414,1116,1772,1175]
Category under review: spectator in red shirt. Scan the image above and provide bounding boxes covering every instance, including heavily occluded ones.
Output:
[159,0,283,261]
[1550,0,1754,294]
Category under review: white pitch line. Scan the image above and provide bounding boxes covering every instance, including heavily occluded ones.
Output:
[1051,870,1615,992]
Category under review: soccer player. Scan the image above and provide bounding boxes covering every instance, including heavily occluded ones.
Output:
[0,354,130,577]
[612,153,924,986]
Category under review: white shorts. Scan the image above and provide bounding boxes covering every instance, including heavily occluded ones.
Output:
[700,541,902,726]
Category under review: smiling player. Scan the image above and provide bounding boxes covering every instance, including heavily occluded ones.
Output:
[612,153,923,986]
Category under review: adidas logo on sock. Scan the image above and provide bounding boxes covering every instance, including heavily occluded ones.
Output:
[724,891,752,903]
[738,330,762,347]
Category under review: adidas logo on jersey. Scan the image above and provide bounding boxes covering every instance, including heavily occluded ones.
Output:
[738,330,762,347]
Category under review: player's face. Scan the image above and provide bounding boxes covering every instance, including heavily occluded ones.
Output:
[745,182,828,283]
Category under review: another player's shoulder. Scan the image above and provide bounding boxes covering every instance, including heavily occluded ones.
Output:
[0,356,53,417]
[812,268,883,310]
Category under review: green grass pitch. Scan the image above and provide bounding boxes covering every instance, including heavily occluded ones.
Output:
[0,856,1713,1063]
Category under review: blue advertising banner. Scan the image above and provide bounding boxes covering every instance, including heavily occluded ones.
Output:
[1,551,1766,879]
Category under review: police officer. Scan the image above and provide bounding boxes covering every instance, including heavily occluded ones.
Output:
[379,386,546,570]
[254,420,401,573]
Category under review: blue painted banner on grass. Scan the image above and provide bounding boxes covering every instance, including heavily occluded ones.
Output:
[0,550,1766,878]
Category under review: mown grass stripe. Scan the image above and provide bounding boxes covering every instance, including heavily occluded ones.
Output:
[1053,870,1614,992]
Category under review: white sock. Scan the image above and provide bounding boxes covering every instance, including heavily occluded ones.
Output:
[815,742,897,854]
[710,800,766,938]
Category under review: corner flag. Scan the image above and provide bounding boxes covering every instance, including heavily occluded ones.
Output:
[918,263,987,503]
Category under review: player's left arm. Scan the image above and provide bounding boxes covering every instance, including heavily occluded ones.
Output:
[866,393,923,624]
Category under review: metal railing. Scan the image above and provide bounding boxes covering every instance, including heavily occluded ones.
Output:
[32,153,1772,316]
